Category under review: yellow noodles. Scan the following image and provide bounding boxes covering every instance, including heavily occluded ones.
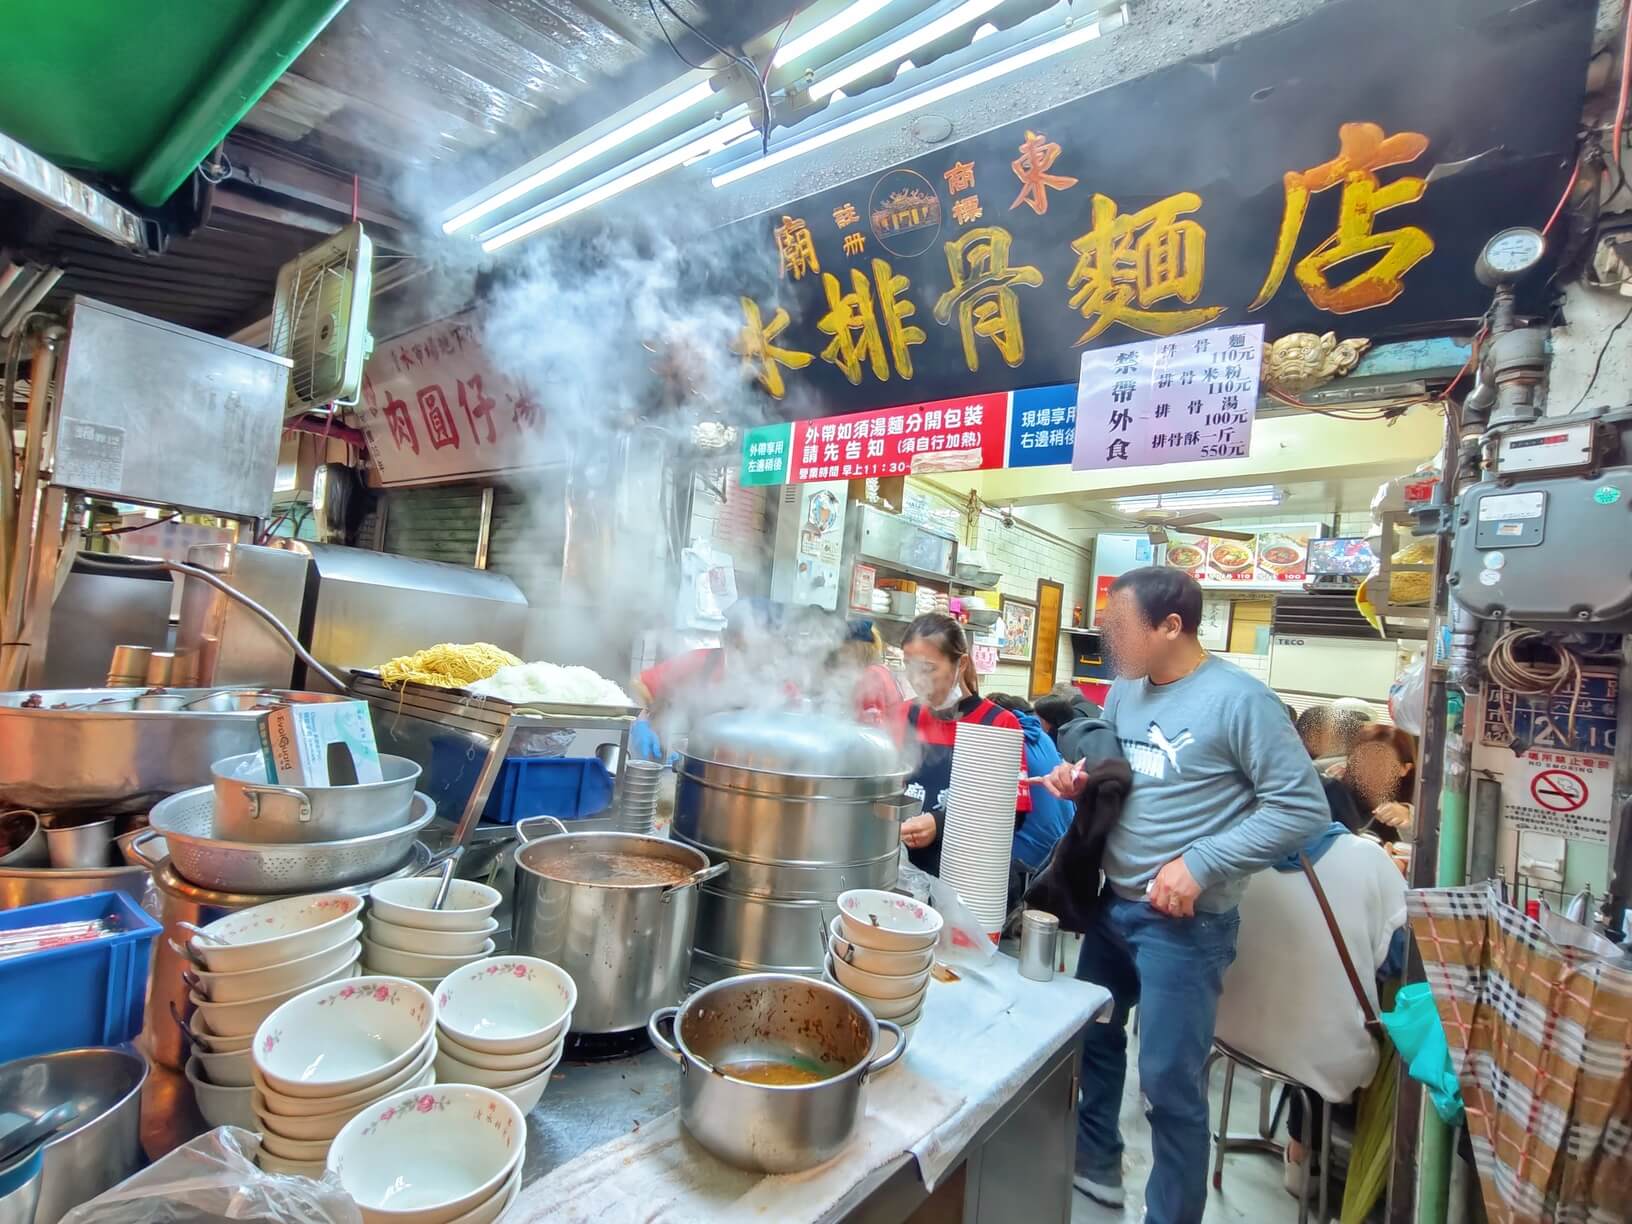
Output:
[377,643,521,690]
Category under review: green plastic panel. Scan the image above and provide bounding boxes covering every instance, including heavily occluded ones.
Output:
[0,0,345,204]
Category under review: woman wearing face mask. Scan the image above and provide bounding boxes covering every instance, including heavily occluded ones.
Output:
[890,613,1029,874]
[1322,723,1417,844]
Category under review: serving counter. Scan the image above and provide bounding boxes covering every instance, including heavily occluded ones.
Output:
[143,954,1108,1224]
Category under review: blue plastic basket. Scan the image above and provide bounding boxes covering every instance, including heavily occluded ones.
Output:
[0,891,160,1062]
[480,756,616,826]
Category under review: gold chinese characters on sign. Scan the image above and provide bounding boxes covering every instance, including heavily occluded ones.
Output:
[818,259,925,385]
[776,216,820,280]
[1066,192,1224,344]
[934,227,1043,371]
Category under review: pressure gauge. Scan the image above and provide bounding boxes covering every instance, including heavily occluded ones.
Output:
[1475,227,1546,286]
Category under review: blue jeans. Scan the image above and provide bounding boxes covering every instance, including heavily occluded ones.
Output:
[1075,896,1240,1224]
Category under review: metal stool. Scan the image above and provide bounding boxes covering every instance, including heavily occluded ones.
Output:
[1205,1038,1332,1224]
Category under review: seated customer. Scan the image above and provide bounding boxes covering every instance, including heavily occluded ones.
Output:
[1212,823,1407,1196]
[1322,724,1416,844]
[1295,705,1335,759]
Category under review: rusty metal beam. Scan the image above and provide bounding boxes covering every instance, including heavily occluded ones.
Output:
[223,136,414,235]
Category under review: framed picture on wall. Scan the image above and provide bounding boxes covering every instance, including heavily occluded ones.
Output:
[999,595,1038,663]
[1197,597,1233,651]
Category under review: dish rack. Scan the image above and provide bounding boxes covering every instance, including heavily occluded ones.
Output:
[346,671,639,849]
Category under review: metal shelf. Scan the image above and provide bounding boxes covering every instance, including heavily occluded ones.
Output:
[856,553,957,588]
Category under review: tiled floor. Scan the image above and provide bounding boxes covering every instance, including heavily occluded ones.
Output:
[1069,1035,1312,1224]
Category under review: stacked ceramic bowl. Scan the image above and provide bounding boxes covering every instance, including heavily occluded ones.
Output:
[360,877,502,993]
[823,890,943,1038]
[328,1083,526,1224]
[250,976,438,1177]
[182,892,365,1130]
[432,956,576,1114]
[939,721,1025,938]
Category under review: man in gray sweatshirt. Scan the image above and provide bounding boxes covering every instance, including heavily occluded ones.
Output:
[1043,566,1328,1224]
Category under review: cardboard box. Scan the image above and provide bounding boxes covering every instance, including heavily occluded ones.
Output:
[259,700,384,786]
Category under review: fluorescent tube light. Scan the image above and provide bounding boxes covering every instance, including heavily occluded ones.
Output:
[1113,487,1283,514]
[444,79,717,234]
[713,17,1102,188]
[809,0,1006,100]
[483,116,756,252]
[773,0,896,68]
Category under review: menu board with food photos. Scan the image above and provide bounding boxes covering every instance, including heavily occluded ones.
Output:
[1162,525,1319,589]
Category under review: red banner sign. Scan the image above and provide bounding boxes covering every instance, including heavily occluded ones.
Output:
[785,391,1007,485]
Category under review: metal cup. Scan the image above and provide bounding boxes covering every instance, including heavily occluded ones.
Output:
[1019,909,1059,982]
[43,814,117,868]
[145,651,178,686]
[105,644,153,687]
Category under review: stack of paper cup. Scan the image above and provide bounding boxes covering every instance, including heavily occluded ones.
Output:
[939,721,1024,937]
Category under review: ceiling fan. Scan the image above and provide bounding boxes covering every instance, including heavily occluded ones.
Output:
[1118,508,1255,547]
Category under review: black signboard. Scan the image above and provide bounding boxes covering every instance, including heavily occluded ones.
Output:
[728,0,1594,417]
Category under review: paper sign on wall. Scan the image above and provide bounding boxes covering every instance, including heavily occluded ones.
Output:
[1499,750,1613,844]
[1071,324,1263,472]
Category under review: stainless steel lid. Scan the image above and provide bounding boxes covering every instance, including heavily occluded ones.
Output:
[684,709,906,780]
[1022,909,1060,931]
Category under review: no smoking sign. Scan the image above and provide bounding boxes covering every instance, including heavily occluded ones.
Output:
[1529,769,1588,813]
[1502,754,1611,844]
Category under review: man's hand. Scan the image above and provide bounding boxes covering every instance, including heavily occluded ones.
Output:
[1147,857,1201,917]
[900,812,938,852]
[1373,801,1413,830]
[1040,758,1090,801]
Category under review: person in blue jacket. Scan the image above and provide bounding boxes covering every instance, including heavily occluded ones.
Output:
[987,694,1074,875]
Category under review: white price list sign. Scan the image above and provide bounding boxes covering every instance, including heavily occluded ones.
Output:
[1070,323,1263,472]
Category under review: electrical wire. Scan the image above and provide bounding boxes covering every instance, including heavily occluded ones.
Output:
[89,511,180,538]
[649,0,774,154]
[1542,154,1582,237]
[1487,627,1586,742]
[1564,296,1632,415]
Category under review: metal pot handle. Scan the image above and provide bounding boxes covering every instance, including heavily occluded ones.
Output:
[875,793,923,825]
[661,860,728,902]
[863,1020,908,1078]
[516,815,569,844]
[239,782,314,824]
[128,828,166,870]
[647,1007,684,1067]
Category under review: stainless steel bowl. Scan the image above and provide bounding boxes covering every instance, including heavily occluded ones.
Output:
[0,812,46,868]
[209,752,420,843]
[0,1048,148,1224]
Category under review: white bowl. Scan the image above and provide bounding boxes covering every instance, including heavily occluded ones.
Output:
[434,956,576,1056]
[367,916,499,957]
[257,1150,328,1178]
[193,1044,254,1087]
[190,959,359,1038]
[254,976,435,1099]
[361,937,495,980]
[185,1056,257,1129]
[837,890,943,951]
[259,1128,332,1163]
[828,919,935,976]
[255,1037,438,1119]
[188,1009,253,1053]
[254,1062,436,1141]
[860,987,927,1021]
[193,935,361,1002]
[190,892,364,973]
[491,1046,563,1116]
[328,1084,524,1223]
[437,1027,564,1071]
[433,1045,552,1090]
[445,1163,522,1224]
[368,878,502,932]
[827,953,931,999]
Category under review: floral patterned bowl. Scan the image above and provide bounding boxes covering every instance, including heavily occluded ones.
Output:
[254,1035,437,1119]
[837,889,944,951]
[434,957,576,1056]
[327,1084,524,1224]
[254,1059,435,1141]
[437,1027,563,1072]
[187,892,363,973]
[253,976,435,1099]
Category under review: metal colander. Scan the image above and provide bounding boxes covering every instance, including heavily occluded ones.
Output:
[148,786,436,893]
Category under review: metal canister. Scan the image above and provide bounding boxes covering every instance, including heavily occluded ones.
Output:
[1019,909,1059,982]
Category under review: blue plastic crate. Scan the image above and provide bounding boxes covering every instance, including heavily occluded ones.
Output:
[0,891,160,1062]
[479,755,616,826]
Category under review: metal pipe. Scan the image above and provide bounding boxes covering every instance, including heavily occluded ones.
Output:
[475,486,494,570]
[127,0,349,206]
[1469,774,1501,884]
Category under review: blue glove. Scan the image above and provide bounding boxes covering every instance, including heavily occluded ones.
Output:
[630,718,664,762]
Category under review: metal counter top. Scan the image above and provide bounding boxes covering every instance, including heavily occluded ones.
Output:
[517,1047,679,1184]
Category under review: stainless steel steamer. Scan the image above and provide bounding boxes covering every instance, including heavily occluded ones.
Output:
[673,710,915,981]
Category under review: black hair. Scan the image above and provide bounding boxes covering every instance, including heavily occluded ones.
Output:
[1108,566,1203,634]
[1033,695,1076,730]
[987,693,1033,715]
[902,612,968,660]
[1296,705,1333,741]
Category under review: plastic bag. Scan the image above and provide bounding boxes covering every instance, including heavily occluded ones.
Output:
[1378,982,1464,1126]
[1389,654,1427,735]
[927,877,999,964]
[60,1127,362,1224]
